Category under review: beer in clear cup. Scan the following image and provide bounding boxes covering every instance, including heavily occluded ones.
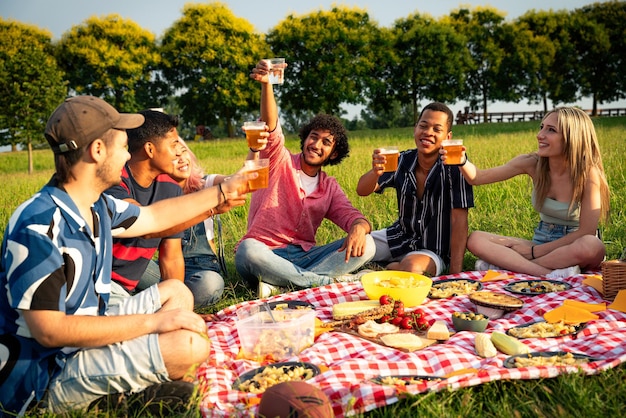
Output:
[244,159,269,191]
[243,121,266,148]
[380,147,399,172]
[441,139,464,165]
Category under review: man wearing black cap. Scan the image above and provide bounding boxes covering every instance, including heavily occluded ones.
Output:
[0,96,252,415]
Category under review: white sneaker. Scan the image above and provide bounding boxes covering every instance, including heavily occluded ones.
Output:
[257,281,283,298]
[475,259,501,271]
[334,269,374,283]
[546,265,581,279]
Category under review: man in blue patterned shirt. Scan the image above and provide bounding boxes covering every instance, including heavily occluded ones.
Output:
[0,96,251,415]
[357,102,474,276]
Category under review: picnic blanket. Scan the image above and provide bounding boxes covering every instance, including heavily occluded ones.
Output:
[197,270,626,417]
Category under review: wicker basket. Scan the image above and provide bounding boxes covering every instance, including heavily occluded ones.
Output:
[601,259,626,300]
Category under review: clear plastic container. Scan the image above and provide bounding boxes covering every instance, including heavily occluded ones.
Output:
[235,307,315,362]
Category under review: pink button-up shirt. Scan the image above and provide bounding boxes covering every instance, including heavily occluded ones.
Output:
[238,122,366,251]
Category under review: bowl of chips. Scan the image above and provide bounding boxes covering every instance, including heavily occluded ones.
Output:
[361,271,432,307]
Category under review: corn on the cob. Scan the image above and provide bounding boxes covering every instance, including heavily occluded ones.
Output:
[475,333,497,358]
[490,331,530,355]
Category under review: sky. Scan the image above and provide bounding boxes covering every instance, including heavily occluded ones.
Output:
[1,0,623,116]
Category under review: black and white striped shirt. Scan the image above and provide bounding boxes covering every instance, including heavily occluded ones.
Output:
[377,149,474,264]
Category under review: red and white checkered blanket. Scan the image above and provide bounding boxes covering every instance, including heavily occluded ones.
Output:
[197,271,626,417]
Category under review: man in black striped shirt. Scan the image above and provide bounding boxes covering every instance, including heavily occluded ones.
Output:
[357,102,474,276]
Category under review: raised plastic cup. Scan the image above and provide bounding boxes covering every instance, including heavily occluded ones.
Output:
[267,58,285,85]
[379,147,399,172]
[441,139,464,165]
[244,158,269,191]
[242,121,267,148]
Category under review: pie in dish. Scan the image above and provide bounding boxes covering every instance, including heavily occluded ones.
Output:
[469,291,524,311]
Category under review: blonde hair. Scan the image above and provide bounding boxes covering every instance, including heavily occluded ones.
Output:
[178,138,205,194]
[534,107,610,222]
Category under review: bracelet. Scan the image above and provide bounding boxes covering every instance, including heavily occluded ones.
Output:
[531,246,535,259]
[218,183,226,202]
[249,148,259,153]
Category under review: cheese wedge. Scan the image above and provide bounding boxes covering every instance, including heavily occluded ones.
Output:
[481,270,512,282]
[543,305,599,324]
[427,320,450,340]
[563,299,606,313]
[582,275,604,294]
[608,289,626,313]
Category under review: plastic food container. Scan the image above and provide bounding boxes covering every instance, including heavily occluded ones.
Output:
[361,271,433,307]
[235,307,316,362]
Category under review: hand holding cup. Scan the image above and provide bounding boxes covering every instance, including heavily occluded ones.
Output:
[440,140,466,165]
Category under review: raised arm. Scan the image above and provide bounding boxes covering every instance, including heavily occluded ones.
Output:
[456,151,538,185]
[356,149,387,196]
[249,59,281,132]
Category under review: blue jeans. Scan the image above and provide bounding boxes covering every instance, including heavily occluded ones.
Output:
[234,235,376,288]
[139,223,224,308]
[532,221,579,245]
[141,259,224,308]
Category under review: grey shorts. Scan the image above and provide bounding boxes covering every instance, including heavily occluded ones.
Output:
[370,229,444,276]
[45,285,169,413]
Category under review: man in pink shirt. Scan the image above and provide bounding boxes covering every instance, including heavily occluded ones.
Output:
[235,60,375,297]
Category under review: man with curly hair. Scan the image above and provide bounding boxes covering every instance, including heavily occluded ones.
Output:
[235,60,375,297]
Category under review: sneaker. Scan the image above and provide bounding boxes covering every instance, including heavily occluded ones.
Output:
[127,381,196,416]
[546,265,581,279]
[475,259,501,271]
[258,281,284,298]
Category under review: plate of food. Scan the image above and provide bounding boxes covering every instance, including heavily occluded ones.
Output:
[507,320,586,339]
[266,300,315,310]
[503,351,598,368]
[371,375,446,386]
[468,291,524,319]
[504,280,572,295]
[233,361,320,393]
[428,279,483,299]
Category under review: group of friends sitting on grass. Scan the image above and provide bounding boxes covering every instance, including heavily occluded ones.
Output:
[0,59,609,415]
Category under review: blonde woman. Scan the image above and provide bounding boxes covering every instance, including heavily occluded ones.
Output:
[142,139,245,307]
[443,107,610,278]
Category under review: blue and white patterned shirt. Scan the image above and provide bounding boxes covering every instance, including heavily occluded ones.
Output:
[0,179,140,413]
[377,149,474,264]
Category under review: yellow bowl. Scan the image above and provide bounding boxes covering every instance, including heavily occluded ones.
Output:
[361,271,432,307]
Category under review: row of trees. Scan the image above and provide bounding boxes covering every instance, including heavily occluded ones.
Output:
[1,1,625,160]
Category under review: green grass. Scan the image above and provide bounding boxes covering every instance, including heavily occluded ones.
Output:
[1,117,625,417]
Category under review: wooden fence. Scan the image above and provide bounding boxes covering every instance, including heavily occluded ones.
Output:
[456,108,626,125]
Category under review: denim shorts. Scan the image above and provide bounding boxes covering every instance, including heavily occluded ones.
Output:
[532,221,578,245]
[45,285,169,412]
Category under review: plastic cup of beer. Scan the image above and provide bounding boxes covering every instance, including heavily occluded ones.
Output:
[441,139,464,165]
[244,158,269,191]
[243,121,266,148]
[266,58,285,85]
[379,147,399,172]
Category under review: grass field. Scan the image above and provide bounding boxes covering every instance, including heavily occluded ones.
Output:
[1,116,625,417]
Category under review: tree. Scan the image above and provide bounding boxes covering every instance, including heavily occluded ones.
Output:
[55,14,161,112]
[443,7,514,117]
[573,1,626,115]
[159,3,269,138]
[0,19,67,173]
[515,10,580,112]
[266,6,383,119]
[386,14,471,123]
